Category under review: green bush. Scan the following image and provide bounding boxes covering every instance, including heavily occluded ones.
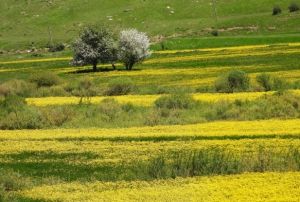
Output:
[0,107,43,130]
[155,94,195,109]
[105,77,135,96]
[0,95,26,114]
[48,43,65,52]
[289,2,299,12]
[272,77,289,91]
[0,79,36,97]
[272,6,282,15]
[256,73,272,91]
[215,70,250,93]
[0,95,43,130]
[256,73,289,92]
[29,72,61,87]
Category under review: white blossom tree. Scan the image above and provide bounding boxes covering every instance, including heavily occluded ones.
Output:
[118,29,151,70]
[71,26,117,72]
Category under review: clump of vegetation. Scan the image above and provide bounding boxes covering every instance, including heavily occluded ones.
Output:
[48,43,65,52]
[155,94,196,109]
[289,2,299,12]
[118,29,151,70]
[0,169,32,201]
[105,77,135,96]
[41,106,75,127]
[71,25,118,71]
[272,6,282,15]
[147,147,300,179]
[215,70,250,93]
[0,79,36,97]
[76,77,96,104]
[0,95,43,130]
[98,98,122,121]
[256,73,272,91]
[211,30,219,36]
[29,72,61,88]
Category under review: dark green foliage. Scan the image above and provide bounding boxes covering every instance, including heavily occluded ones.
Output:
[155,94,196,109]
[48,43,65,52]
[105,77,135,96]
[289,2,299,12]
[211,30,219,36]
[29,72,61,88]
[215,70,250,93]
[256,73,272,91]
[272,6,282,15]
[256,73,289,91]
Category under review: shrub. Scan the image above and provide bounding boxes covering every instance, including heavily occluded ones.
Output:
[0,107,43,130]
[211,30,219,36]
[119,29,151,70]
[289,2,299,12]
[256,73,272,91]
[29,72,61,87]
[0,95,43,130]
[215,70,250,93]
[272,77,289,91]
[98,98,122,121]
[105,77,135,96]
[41,106,74,127]
[48,43,65,52]
[155,94,195,109]
[256,73,289,92]
[76,78,97,104]
[272,6,282,15]
[0,169,32,201]
[0,79,36,97]
[0,95,26,114]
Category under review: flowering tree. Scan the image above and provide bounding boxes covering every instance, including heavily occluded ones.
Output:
[118,29,151,70]
[71,26,117,71]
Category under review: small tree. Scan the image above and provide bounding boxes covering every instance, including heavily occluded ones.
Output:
[118,29,151,70]
[71,26,117,72]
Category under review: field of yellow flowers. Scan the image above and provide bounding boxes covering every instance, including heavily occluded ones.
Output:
[1,41,300,201]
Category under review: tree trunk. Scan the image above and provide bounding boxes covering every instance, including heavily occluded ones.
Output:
[112,63,116,70]
[92,63,97,72]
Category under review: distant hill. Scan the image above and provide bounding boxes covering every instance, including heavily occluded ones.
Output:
[0,0,299,50]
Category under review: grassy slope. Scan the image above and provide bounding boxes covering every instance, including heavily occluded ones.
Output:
[1,0,300,50]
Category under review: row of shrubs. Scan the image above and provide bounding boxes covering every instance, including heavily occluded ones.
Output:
[0,72,138,98]
[273,2,299,15]
[215,70,292,93]
[1,90,299,130]
[1,69,298,98]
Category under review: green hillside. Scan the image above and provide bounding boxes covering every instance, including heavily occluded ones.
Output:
[1,0,300,50]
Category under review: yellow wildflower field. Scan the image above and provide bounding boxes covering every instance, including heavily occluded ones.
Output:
[26,90,300,107]
[146,46,300,64]
[21,172,300,202]
[1,119,300,140]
